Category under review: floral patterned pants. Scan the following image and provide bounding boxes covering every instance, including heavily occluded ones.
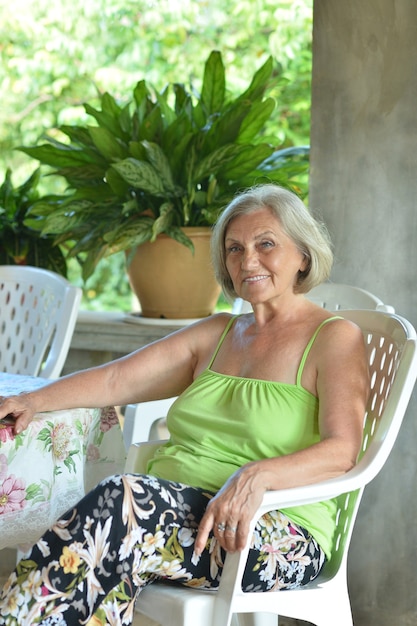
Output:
[0,473,326,626]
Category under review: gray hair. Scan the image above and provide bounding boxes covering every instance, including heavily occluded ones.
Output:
[211,184,333,301]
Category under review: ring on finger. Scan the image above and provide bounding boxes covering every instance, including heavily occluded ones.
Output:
[225,525,237,533]
[217,522,226,532]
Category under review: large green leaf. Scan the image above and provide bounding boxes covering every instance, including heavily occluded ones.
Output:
[236,55,274,103]
[237,98,276,143]
[105,167,130,197]
[53,164,108,187]
[128,141,148,160]
[154,89,176,128]
[84,95,129,141]
[39,200,93,234]
[111,158,165,194]
[80,246,109,283]
[163,225,194,253]
[25,197,62,219]
[59,125,95,149]
[151,202,175,240]
[191,144,245,181]
[162,115,194,179]
[105,216,154,248]
[118,102,133,136]
[70,185,120,202]
[88,126,127,161]
[0,169,14,211]
[173,84,193,118]
[101,92,122,117]
[19,144,95,168]
[202,100,252,151]
[200,50,225,115]
[133,80,153,124]
[18,167,41,199]
[45,131,106,168]
[136,102,164,142]
[219,143,274,179]
[142,141,177,192]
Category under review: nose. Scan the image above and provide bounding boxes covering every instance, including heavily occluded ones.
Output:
[241,247,259,269]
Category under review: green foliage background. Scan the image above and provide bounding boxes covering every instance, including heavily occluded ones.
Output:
[0,0,313,311]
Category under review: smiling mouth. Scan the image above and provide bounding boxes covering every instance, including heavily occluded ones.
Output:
[243,275,269,283]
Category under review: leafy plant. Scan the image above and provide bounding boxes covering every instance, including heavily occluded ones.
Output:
[0,168,67,274]
[21,50,309,281]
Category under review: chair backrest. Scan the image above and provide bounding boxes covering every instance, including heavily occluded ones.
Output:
[232,283,394,314]
[322,308,416,578]
[307,283,394,312]
[0,265,82,378]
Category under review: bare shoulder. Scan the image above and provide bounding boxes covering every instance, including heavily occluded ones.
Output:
[324,315,364,336]
[168,312,235,373]
[315,315,367,360]
[180,311,235,341]
[166,311,235,350]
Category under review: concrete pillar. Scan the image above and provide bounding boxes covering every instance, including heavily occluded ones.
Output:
[310,1,417,624]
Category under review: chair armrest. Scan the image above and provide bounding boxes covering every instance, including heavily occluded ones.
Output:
[125,439,167,473]
[126,440,370,507]
[256,452,380,516]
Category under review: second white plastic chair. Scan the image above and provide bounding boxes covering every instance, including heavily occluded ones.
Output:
[0,265,81,378]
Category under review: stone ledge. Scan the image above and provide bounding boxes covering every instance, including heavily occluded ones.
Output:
[71,311,185,352]
[64,311,195,373]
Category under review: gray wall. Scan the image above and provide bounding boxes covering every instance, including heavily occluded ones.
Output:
[309,1,417,624]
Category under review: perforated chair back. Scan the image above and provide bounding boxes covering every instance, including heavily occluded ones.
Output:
[127,309,417,626]
[314,308,409,581]
[306,283,394,312]
[232,283,394,314]
[0,265,81,378]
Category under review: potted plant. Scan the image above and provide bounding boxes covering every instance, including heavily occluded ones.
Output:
[20,50,309,318]
[0,168,67,275]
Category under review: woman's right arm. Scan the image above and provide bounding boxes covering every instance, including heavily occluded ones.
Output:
[0,313,232,434]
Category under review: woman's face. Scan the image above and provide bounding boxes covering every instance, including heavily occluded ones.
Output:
[224,207,307,305]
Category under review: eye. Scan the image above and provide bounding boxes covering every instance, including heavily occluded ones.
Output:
[226,244,242,254]
[259,239,274,249]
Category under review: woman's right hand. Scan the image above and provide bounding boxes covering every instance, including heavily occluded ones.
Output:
[0,394,36,435]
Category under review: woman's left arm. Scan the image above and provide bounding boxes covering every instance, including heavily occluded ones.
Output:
[195,319,369,555]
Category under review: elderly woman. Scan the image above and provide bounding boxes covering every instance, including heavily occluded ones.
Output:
[0,184,368,626]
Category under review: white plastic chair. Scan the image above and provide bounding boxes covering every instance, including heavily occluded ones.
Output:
[123,397,176,450]
[0,265,82,378]
[232,283,395,315]
[306,282,395,312]
[126,309,417,626]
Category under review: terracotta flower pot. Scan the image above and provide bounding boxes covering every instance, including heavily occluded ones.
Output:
[127,227,221,319]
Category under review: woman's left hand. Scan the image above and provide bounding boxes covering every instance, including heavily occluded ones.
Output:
[194,462,265,555]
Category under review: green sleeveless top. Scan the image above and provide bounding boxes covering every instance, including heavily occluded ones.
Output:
[147,315,342,558]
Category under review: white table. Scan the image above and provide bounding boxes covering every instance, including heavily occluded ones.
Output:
[0,372,126,551]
